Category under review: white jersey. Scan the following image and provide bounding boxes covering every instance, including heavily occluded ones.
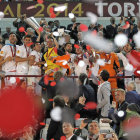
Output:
[30,50,42,63]
[0,44,17,72]
[29,50,42,74]
[16,45,32,74]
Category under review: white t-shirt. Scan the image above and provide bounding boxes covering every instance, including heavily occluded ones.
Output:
[16,45,32,74]
[0,44,17,72]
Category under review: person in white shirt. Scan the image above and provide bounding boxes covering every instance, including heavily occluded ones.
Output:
[15,35,33,77]
[0,32,17,87]
[28,42,45,95]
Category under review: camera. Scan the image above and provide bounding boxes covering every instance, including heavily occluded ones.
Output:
[105,133,112,139]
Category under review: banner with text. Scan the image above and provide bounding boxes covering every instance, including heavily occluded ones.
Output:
[0,1,140,18]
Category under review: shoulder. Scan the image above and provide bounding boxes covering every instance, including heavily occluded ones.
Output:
[2,45,10,50]
[17,45,24,49]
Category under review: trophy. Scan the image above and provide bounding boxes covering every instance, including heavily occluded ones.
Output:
[25,17,40,30]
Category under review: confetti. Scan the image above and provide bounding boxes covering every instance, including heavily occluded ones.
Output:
[50,7,54,13]
[44,75,49,85]
[48,99,54,102]
[86,45,91,50]
[0,12,4,19]
[26,42,34,47]
[54,5,67,12]
[74,44,80,49]
[50,81,56,86]
[117,110,125,117]
[10,77,16,84]
[114,34,128,47]
[26,5,35,10]
[40,122,45,126]
[124,63,134,71]
[78,60,85,67]
[38,27,43,32]
[16,77,20,84]
[42,98,45,104]
[133,31,140,48]
[97,59,105,66]
[62,61,67,65]
[0,88,43,138]
[68,13,74,19]
[83,32,114,53]
[19,27,25,32]
[60,77,65,82]
[44,63,47,67]
[122,21,130,29]
[50,107,62,121]
[86,12,97,24]
[50,13,56,18]
[60,136,66,140]
[74,113,80,120]
[84,102,97,110]
[37,0,43,4]
[80,24,88,32]
[53,32,59,37]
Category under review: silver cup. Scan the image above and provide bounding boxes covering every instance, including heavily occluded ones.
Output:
[25,17,40,30]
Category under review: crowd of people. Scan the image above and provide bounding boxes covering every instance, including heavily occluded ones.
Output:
[0,13,140,140]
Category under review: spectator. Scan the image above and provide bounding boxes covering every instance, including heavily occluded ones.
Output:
[53,20,66,31]
[13,14,29,40]
[48,21,54,31]
[2,27,11,44]
[47,95,65,140]
[97,70,111,118]
[75,119,100,140]
[126,81,140,107]
[107,89,128,136]
[104,17,118,40]
[74,73,97,119]
[67,17,76,31]
[62,121,80,140]
[119,103,140,139]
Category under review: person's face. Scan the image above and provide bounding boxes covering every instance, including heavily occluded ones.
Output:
[6,27,11,33]
[65,35,70,43]
[115,91,125,103]
[76,47,82,54]
[9,34,17,44]
[54,21,59,27]
[65,44,72,53]
[123,44,132,53]
[24,37,32,46]
[45,28,51,33]
[78,32,82,40]
[63,122,74,136]
[88,122,99,135]
[71,17,76,23]
[21,81,27,89]
[35,43,41,52]
[47,38,54,48]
